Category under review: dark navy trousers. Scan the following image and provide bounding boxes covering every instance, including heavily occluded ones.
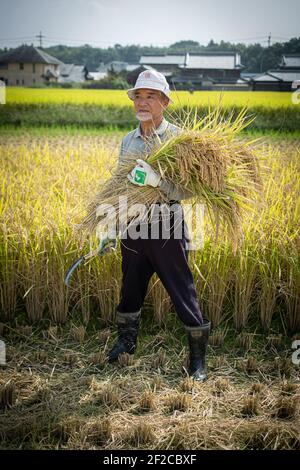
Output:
[117,208,203,327]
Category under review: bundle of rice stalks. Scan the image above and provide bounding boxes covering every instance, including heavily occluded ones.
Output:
[0,381,16,410]
[77,107,262,253]
[83,417,112,446]
[127,421,155,446]
[138,390,156,412]
[274,396,298,420]
[241,396,260,417]
[165,392,191,412]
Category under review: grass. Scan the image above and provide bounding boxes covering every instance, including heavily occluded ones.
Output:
[1,124,300,139]
[0,124,128,137]
[1,103,300,131]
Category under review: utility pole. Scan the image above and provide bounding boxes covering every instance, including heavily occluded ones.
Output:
[36,31,45,48]
[260,33,271,73]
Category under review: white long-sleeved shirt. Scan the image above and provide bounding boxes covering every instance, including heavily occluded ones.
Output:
[119,118,193,201]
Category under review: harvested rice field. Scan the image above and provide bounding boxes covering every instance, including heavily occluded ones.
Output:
[0,321,299,450]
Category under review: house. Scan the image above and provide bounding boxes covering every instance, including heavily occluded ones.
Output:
[139,52,245,90]
[0,44,61,86]
[94,61,144,84]
[89,71,107,81]
[251,54,300,91]
[0,44,93,86]
[96,61,141,80]
[252,70,300,91]
[97,61,139,74]
[292,79,300,89]
[278,54,300,70]
[57,63,91,84]
[139,54,186,77]
[97,61,129,74]
[126,65,154,85]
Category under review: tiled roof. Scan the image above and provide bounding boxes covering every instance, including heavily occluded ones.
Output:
[140,55,186,65]
[253,70,300,82]
[0,44,62,65]
[140,52,243,69]
[280,54,300,68]
[182,52,242,69]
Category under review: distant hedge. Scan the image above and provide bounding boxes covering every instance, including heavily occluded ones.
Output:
[1,103,300,131]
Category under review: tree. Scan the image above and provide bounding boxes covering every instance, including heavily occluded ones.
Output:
[170,40,200,48]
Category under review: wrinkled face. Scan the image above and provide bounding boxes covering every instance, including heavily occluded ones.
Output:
[133,88,169,122]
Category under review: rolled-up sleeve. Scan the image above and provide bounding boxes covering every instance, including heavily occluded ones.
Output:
[119,138,125,162]
[159,179,193,201]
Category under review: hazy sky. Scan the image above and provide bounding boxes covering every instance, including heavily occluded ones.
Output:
[1,0,299,48]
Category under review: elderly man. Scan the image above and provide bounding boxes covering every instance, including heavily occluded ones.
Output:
[107,70,210,381]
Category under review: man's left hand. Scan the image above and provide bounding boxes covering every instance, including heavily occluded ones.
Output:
[127,159,161,188]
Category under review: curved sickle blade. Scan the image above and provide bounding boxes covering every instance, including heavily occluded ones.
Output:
[64,239,116,286]
[64,256,85,286]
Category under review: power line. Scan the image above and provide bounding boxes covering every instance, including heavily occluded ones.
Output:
[224,35,268,41]
[0,36,36,41]
[0,33,296,49]
[45,36,114,45]
[273,35,295,40]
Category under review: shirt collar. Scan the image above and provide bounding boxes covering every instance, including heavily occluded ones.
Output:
[133,117,168,139]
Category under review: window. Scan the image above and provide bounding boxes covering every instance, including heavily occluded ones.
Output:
[16,79,19,85]
[33,63,35,73]
[19,63,24,70]
[33,78,35,84]
[22,79,24,85]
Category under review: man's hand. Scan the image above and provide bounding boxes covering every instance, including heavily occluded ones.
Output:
[127,159,161,188]
[97,230,117,254]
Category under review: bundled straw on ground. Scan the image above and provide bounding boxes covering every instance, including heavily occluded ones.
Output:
[77,107,262,252]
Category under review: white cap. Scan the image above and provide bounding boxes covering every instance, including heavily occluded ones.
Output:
[127,70,172,102]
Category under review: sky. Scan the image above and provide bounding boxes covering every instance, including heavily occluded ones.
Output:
[0,0,299,49]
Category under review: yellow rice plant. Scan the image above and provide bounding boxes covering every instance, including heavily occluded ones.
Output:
[192,242,232,328]
[89,249,121,325]
[1,128,299,332]
[146,274,172,325]
[281,253,300,333]
[0,135,119,324]
[7,88,295,109]
[19,246,48,324]
[257,243,281,332]
[68,261,92,326]
[232,244,259,331]
[0,234,19,321]
[247,144,300,332]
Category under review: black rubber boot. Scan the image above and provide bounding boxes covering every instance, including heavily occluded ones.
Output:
[107,310,141,363]
[185,320,211,382]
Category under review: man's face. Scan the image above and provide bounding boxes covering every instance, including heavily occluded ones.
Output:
[133,88,169,122]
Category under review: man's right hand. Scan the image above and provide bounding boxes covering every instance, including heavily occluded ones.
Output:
[100,237,117,253]
[127,159,162,188]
